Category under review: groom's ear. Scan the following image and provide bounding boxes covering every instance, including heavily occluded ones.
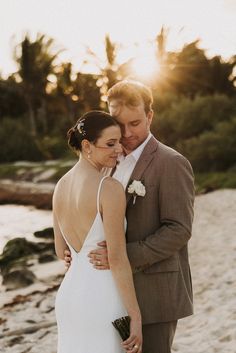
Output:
[147,109,153,125]
[108,99,122,116]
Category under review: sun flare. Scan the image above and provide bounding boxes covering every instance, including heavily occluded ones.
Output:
[131,54,160,81]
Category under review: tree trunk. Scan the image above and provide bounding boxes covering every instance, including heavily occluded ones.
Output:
[27,99,37,136]
[38,98,48,134]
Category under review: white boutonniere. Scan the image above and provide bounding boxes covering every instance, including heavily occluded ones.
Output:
[127,180,146,205]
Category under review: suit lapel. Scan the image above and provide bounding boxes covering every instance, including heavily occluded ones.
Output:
[110,166,116,177]
[125,137,158,205]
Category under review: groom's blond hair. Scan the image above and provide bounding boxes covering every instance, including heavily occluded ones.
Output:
[107,80,153,114]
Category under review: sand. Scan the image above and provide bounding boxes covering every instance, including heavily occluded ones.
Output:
[0,189,236,353]
[173,189,236,353]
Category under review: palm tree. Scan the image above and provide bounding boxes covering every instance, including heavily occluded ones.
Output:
[14,33,61,136]
[156,26,169,64]
[85,35,132,103]
[208,55,236,95]
[55,63,101,121]
[55,62,75,123]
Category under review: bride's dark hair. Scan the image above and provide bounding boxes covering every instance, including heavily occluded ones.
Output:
[67,110,119,152]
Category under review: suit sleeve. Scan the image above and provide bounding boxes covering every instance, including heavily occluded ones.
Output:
[126,154,195,272]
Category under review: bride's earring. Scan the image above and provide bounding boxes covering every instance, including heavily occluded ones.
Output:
[87,151,91,159]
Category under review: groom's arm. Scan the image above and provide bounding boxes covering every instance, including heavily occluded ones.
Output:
[126,154,195,273]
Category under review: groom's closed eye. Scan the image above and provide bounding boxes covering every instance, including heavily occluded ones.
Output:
[130,121,140,126]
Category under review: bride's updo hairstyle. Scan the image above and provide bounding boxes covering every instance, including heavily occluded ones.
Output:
[67,110,119,152]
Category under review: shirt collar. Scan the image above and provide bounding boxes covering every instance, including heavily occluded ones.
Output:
[117,133,152,163]
[130,133,152,161]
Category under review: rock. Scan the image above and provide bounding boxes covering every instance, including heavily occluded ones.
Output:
[0,317,7,325]
[0,237,57,290]
[0,238,54,268]
[3,268,36,290]
[0,237,56,281]
[7,335,24,347]
[0,238,39,268]
[34,227,54,239]
[1,258,28,278]
[38,253,56,263]
[39,296,55,313]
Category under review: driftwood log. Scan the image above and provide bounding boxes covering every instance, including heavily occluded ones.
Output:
[0,180,55,209]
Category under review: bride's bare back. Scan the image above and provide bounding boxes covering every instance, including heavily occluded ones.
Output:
[53,162,104,253]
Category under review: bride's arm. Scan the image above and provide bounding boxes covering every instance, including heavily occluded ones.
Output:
[101,178,142,352]
[53,211,69,260]
[52,189,69,260]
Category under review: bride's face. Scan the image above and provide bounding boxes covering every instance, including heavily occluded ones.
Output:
[90,125,122,169]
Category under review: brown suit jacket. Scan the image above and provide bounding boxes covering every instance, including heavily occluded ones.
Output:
[125,136,195,325]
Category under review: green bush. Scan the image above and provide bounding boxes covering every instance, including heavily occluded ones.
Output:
[38,135,68,159]
[152,94,236,145]
[0,118,44,162]
[177,117,236,171]
[195,172,236,193]
[151,94,236,172]
[0,118,72,162]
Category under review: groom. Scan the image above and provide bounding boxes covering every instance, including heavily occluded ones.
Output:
[65,80,195,353]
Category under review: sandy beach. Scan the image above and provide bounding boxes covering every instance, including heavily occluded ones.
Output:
[0,189,236,353]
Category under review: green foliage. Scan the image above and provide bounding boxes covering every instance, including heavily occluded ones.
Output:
[0,117,74,162]
[38,135,68,159]
[0,30,235,175]
[154,40,236,97]
[195,172,236,194]
[152,94,236,172]
[15,33,61,92]
[72,73,101,110]
[169,41,211,96]
[208,55,236,95]
[0,118,44,162]
[14,33,62,136]
[153,94,236,144]
[177,117,236,171]
[0,77,27,118]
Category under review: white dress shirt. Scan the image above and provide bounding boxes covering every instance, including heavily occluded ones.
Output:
[113,133,152,189]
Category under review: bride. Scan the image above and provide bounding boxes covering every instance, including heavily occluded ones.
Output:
[53,111,142,353]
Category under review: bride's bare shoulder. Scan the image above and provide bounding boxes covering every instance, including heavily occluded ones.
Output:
[103,176,123,188]
[102,177,125,200]
[53,168,73,194]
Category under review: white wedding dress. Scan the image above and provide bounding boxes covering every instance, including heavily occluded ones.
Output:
[55,176,127,353]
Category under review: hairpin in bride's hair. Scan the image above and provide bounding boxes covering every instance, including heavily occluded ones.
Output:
[77,119,86,136]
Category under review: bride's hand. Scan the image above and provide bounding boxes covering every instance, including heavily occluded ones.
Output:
[64,249,72,270]
[122,318,142,353]
[88,241,110,270]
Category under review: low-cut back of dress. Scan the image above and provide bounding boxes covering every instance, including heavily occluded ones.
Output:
[55,176,127,353]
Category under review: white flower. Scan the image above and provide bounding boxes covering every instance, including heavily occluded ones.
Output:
[127,180,146,204]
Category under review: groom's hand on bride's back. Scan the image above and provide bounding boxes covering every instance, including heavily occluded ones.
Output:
[64,249,72,270]
[88,241,110,270]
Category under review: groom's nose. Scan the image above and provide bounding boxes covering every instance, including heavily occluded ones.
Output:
[122,125,132,138]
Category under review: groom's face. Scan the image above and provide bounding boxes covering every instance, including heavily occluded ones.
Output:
[109,100,153,154]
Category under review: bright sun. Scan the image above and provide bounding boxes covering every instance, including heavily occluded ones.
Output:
[131,54,161,81]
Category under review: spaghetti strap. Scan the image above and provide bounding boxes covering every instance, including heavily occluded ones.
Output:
[96,176,109,212]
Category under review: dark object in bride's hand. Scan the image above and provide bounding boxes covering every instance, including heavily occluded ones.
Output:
[112,316,130,341]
